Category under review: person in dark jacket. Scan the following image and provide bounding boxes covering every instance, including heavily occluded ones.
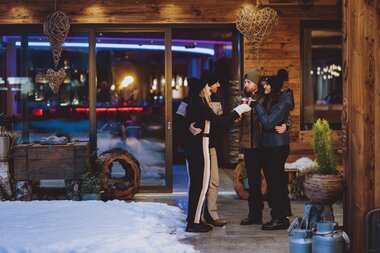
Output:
[199,70,227,227]
[239,70,288,226]
[185,77,251,233]
[250,75,295,230]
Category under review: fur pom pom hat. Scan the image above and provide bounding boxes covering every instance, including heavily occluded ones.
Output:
[266,75,283,92]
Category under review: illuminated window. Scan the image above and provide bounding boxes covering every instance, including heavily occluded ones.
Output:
[301,21,342,130]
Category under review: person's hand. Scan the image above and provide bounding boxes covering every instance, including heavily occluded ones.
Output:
[275,124,287,134]
[249,99,259,107]
[189,122,202,136]
[233,104,251,116]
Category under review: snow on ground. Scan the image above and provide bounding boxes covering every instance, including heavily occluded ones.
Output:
[285,157,316,171]
[0,201,196,253]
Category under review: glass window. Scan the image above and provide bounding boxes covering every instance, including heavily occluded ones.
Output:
[301,22,342,130]
[171,27,234,163]
[95,31,166,187]
[0,32,89,142]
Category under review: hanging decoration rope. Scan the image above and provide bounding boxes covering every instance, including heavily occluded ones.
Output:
[43,11,70,67]
[46,68,66,94]
[236,6,278,56]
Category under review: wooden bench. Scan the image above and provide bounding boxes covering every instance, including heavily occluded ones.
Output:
[12,142,89,200]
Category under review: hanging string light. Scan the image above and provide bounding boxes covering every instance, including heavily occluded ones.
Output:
[310,64,342,79]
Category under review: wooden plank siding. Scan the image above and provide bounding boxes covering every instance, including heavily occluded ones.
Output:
[0,1,341,151]
[1,0,379,251]
[343,0,380,252]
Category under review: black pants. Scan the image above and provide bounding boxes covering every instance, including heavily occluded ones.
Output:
[262,145,291,220]
[244,147,264,218]
[186,136,211,224]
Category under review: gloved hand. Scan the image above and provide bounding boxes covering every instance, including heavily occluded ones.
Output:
[249,99,259,107]
[233,103,251,116]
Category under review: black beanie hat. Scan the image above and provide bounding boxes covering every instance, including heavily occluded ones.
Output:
[201,70,219,86]
[187,77,207,95]
[267,75,283,93]
[277,68,289,82]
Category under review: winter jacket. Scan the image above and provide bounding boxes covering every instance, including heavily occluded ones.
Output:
[186,96,239,143]
[209,93,223,148]
[175,95,193,150]
[253,89,295,147]
[239,93,265,149]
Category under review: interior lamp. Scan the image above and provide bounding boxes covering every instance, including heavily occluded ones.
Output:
[120,75,134,88]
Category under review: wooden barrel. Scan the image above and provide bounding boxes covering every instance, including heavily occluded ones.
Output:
[97,148,141,200]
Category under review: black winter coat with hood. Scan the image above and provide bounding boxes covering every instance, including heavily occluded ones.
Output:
[253,89,295,147]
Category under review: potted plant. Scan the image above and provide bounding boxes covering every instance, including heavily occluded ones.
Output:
[80,163,101,200]
[302,119,344,204]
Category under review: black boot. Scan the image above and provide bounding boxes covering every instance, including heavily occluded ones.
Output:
[186,223,213,233]
[240,214,263,225]
[261,218,290,230]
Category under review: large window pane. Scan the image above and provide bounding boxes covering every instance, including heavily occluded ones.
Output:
[95,31,166,187]
[171,27,235,192]
[0,32,89,142]
[302,22,342,130]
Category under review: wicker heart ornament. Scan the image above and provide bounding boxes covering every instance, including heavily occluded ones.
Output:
[43,11,70,67]
[46,68,66,93]
[236,7,278,52]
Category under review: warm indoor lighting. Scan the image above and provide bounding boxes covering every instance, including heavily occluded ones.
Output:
[311,64,342,79]
[120,76,134,88]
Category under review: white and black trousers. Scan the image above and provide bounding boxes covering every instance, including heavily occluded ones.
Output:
[186,121,211,225]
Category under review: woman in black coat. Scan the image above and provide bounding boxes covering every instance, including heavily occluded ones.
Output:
[185,77,251,233]
[250,75,295,230]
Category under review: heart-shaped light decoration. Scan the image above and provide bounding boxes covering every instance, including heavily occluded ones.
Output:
[236,7,278,51]
[43,11,70,67]
[46,68,66,93]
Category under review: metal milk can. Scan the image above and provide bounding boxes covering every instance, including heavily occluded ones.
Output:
[312,221,350,253]
[289,229,312,253]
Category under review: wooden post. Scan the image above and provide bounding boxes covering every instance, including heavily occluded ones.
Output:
[343,0,380,251]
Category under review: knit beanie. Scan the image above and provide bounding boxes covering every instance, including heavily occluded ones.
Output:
[277,68,289,82]
[244,68,261,85]
[201,70,219,86]
[187,77,207,95]
[266,75,283,92]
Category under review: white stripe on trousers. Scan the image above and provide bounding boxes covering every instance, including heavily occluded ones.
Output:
[194,121,211,223]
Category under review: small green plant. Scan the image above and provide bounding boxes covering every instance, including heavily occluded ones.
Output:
[80,162,101,194]
[312,118,337,174]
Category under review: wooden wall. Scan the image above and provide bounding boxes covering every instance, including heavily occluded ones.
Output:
[0,0,340,144]
[343,0,380,252]
[2,1,379,250]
